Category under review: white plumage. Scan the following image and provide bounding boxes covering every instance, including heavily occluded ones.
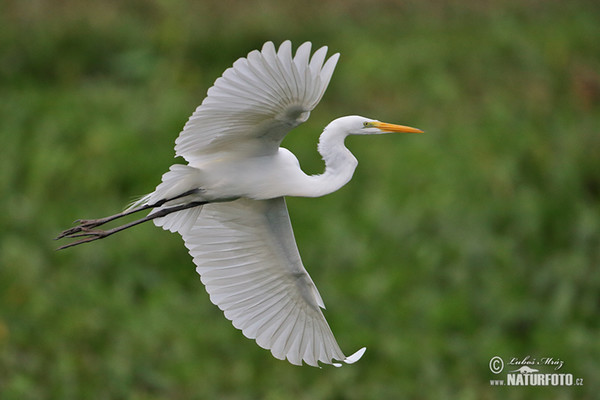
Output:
[57,40,423,367]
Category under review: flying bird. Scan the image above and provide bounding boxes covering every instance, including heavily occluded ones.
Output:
[57,41,423,367]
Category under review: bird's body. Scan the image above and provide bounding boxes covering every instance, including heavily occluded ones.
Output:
[145,117,360,205]
[58,41,422,367]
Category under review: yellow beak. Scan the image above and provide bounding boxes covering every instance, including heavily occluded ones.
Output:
[373,121,424,134]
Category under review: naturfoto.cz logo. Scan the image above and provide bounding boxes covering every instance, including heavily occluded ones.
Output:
[489,355,583,387]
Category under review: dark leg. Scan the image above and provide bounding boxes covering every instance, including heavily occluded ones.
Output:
[56,189,204,250]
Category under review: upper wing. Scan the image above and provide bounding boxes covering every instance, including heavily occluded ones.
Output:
[174,41,340,164]
[161,197,364,367]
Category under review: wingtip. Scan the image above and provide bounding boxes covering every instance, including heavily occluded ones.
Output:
[332,347,367,367]
[344,347,366,364]
[262,41,276,54]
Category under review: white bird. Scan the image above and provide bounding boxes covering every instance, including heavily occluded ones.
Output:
[57,41,423,367]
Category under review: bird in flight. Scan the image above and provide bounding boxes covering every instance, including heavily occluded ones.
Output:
[57,41,423,367]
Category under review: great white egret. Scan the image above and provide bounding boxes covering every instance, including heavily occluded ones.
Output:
[57,41,423,367]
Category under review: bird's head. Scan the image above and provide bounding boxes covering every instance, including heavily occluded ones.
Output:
[331,115,423,136]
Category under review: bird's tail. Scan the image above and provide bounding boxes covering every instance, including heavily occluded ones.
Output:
[129,164,206,234]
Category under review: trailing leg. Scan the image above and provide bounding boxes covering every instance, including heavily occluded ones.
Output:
[55,189,204,249]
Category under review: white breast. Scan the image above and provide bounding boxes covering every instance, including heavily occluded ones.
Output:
[198,148,310,200]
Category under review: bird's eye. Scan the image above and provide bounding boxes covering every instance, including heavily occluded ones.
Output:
[363,121,370,127]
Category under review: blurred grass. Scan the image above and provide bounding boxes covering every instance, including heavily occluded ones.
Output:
[1,0,599,398]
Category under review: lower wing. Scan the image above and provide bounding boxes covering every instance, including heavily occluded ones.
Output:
[154,196,365,367]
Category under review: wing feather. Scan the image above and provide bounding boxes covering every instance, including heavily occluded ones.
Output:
[261,42,293,100]
[317,53,340,106]
[174,41,339,164]
[162,197,362,366]
[293,42,311,75]
[235,290,292,338]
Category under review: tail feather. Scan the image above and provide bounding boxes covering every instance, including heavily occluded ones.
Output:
[129,164,205,233]
[126,193,153,212]
[147,164,204,206]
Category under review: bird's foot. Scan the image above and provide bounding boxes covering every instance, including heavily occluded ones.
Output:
[55,217,115,240]
[55,227,111,250]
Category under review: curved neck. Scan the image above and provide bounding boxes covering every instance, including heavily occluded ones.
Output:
[302,125,358,197]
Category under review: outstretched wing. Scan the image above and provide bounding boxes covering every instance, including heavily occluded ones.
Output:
[161,197,364,367]
[174,41,339,165]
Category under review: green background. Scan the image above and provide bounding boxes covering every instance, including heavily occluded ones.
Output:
[1,0,599,398]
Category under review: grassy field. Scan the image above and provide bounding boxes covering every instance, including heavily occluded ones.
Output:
[1,0,599,398]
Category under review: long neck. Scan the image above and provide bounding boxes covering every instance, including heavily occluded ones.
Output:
[303,124,358,197]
